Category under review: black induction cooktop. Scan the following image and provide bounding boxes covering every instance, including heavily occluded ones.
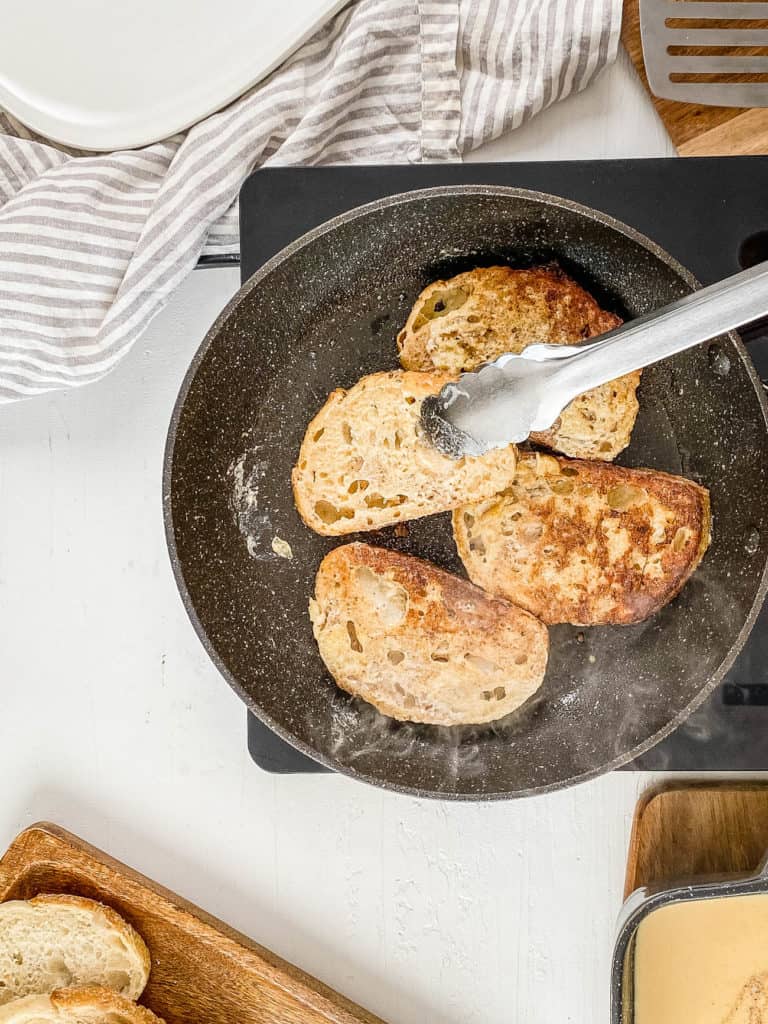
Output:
[232,157,768,774]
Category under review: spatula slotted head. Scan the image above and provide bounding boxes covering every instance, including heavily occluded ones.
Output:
[640,0,768,106]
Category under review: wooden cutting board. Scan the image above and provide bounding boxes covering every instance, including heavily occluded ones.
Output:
[0,823,385,1024]
[622,0,768,155]
[624,782,768,898]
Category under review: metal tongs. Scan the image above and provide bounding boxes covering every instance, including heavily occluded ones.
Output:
[421,261,768,458]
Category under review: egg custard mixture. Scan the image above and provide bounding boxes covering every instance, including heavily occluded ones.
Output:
[634,893,768,1024]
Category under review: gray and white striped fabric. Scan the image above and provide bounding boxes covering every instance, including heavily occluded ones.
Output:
[0,0,620,402]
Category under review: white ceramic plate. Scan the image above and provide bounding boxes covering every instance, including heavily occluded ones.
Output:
[0,0,349,151]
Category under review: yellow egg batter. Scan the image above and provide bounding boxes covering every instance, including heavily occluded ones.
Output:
[634,893,768,1024]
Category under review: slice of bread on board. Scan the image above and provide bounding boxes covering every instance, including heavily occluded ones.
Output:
[0,895,149,1005]
[310,542,548,725]
[0,988,163,1024]
[397,265,640,461]
[292,369,517,535]
[453,453,711,625]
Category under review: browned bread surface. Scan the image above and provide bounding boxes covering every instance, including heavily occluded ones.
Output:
[309,542,549,725]
[453,453,711,625]
[0,987,164,1024]
[397,265,640,461]
[292,370,517,535]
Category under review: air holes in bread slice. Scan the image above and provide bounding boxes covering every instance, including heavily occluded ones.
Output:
[314,501,355,525]
[606,484,646,511]
[393,684,417,708]
[412,286,470,329]
[354,566,408,626]
[464,652,500,675]
[106,970,131,993]
[346,620,363,652]
[388,650,404,664]
[364,493,407,509]
[518,521,543,544]
[482,686,507,701]
[549,478,574,496]
[468,536,486,556]
[45,956,73,987]
[672,526,691,553]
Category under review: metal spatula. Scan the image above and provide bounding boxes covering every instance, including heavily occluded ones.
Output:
[641,0,768,107]
[421,260,768,459]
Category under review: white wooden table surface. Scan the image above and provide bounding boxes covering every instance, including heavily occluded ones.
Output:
[0,50,741,1024]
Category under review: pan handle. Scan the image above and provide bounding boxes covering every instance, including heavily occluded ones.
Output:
[196,253,241,269]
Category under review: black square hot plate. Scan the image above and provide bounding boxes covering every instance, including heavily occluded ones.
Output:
[234,158,768,774]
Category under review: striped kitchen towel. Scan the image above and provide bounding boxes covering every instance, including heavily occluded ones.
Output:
[0,0,620,402]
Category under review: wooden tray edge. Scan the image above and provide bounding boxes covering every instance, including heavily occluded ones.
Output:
[623,781,768,899]
[0,822,386,1024]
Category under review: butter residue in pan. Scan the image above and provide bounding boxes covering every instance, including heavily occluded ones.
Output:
[271,535,293,559]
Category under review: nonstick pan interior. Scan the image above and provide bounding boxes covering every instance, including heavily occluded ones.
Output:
[164,187,768,799]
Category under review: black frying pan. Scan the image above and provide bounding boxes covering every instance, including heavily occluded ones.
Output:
[163,186,768,799]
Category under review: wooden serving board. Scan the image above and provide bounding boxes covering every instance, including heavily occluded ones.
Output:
[0,823,385,1024]
[621,0,768,155]
[624,782,768,898]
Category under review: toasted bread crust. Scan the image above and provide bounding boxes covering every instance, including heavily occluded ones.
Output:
[397,265,639,461]
[0,988,164,1024]
[453,454,711,625]
[310,542,548,725]
[292,370,517,536]
[398,264,621,370]
[51,988,163,1023]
